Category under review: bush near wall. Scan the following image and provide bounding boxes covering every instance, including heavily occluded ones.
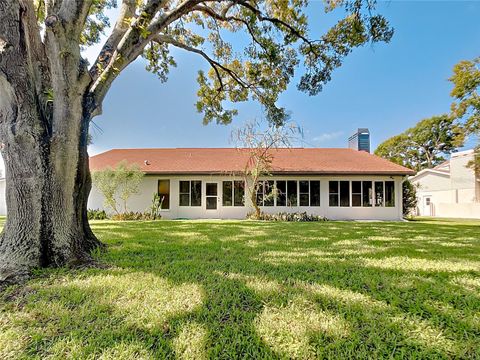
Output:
[87,210,162,221]
[248,211,328,222]
[87,209,108,220]
[111,212,162,221]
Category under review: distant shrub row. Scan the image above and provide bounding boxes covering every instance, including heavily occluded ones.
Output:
[248,211,328,222]
[87,209,161,221]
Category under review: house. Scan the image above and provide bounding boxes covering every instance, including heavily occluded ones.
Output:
[410,149,480,219]
[88,147,414,220]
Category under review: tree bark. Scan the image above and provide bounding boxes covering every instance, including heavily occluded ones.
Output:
[0,0,102,284]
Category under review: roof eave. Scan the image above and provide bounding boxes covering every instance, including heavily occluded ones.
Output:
[139,170,415,176]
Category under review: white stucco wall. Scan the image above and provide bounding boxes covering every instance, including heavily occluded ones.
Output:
[412,150,480,218]
[88,174,404,220]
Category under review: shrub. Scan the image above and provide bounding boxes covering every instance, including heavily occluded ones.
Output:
[87,209,108,220]
[403,179,418,217]
[247,211,328,222]
[111,211,161,221]
[148,193,163,220]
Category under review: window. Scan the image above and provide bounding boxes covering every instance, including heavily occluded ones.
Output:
[206,183,217,210]
[222,181,233,206]
[158,180,170,210]
[256,181,275,206]
[385,181,395,207]
[276,180,286,206]
[329,181,350,207]
[264,181,275,206]
[327,180,394,208]
[374,181,384,207]
[362,181,373,207]
[310,181,320,207]
[234,181,245,206]
[329,181,339,207]
[179,180,202,207]
[299,181,309,206]
[340,181,350,207]
[352,181,362,207]
[223,180,245,206]
[287,181,298,206]
[179,181,190,206]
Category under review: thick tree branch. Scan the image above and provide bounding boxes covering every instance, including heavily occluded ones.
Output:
[88,0,211,112]
[88,0,320,115]
[58,0,92,28]
[89,0,137,80]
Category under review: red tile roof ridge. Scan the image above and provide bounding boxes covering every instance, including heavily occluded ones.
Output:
[90,147,415,176]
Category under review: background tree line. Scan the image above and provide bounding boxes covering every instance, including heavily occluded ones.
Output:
[375,56,479,172]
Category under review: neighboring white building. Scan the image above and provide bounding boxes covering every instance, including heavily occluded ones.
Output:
[87,148,414,220]
[410,149,480,219]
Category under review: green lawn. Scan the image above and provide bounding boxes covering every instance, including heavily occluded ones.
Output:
[1,219,480,359]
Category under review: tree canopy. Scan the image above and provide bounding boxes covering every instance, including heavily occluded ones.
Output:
[375,114,465,171]
[26,0,394,126]
[449,56,480,173]
[450,57,480,136]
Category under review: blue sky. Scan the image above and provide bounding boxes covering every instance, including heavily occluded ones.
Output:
[88,1,479,155]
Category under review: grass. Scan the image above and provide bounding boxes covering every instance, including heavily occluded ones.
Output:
[1,218,479,359]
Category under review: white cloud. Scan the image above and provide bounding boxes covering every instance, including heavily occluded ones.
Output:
[312,131,344,145]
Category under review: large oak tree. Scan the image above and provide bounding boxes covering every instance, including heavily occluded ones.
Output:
[375,114,465,171]
[449,56,480,173]
[0,0,393,283]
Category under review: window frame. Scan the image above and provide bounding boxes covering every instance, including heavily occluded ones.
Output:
[351,181,362,207]
[222,181,233,207]
[158,179,171,210]
[326,179,396,208]
[362,181,373,207]
[374,181,384,207]
[233,180,245,207]
[222,180,245,207]
[179,180,191,207]
[286,180,298,207]
[263,180,275,207]
[329,181,340,207]
[276,180,287,206]
[339,181,350,207]
[385,181,395,207]
[310,180,321,207]
[178,180,202,207]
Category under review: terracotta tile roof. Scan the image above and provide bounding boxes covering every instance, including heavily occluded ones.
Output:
[90,148,416,175]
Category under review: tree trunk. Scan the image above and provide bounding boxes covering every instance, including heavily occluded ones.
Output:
[0,1,102,284]
[0,92,102,284]
[0,107,103,283]
[248,184,261,219]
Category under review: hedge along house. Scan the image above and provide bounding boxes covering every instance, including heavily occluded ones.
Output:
[88,148,415,220]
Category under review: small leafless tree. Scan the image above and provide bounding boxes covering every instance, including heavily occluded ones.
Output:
[232,120,301,219]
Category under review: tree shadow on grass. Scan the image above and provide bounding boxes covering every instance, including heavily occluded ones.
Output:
[1,220,479,358]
